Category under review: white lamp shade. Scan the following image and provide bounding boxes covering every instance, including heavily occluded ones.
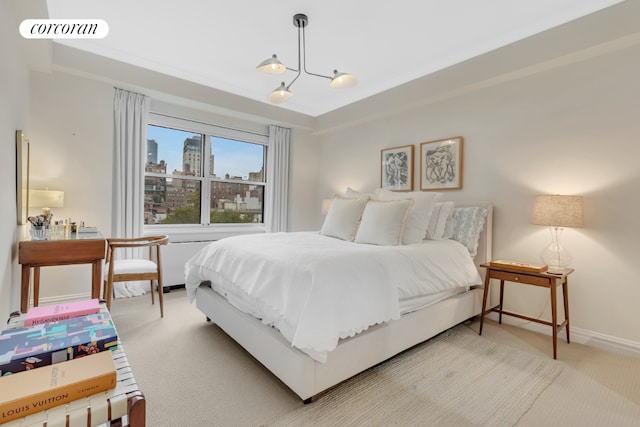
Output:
[269,83,293,103]
[257,54,286,74]
[330,70,357,88]
[29,189,65,208]
[321,198,332,216]
[531,194,583,272]
[531,195,584,228]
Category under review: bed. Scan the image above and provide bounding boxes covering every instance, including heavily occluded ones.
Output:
[185,196,492,401]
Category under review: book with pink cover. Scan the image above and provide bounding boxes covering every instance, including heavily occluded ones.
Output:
[23,299,100,326]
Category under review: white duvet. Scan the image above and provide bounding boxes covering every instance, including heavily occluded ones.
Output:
[184,231,481,362]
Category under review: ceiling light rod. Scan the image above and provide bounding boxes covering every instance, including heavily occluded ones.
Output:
[257,13,357,104]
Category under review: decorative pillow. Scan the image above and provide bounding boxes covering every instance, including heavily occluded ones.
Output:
[374,189,442,244]
[449,207,488,257]
[343,187,368,199]
[320,196,369,241]
[425,201,454,240]
[442,212,455,240]
[354,199,413,246]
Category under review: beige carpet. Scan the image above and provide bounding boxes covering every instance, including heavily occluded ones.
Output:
[109,289,640,426]
[267,329,562,426]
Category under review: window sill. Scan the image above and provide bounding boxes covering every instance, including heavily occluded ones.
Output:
[144,224,265,243]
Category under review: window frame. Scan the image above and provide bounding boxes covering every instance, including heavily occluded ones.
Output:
[144,113,268,242]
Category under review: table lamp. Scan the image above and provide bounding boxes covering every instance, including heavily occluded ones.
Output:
[531,195,584,273]
[321,199,332,216]
[29,188,64,217]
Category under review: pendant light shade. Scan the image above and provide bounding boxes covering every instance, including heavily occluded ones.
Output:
[257,13,356,104]
[269,82,293,103]
[330,70,358,88]
[256,54,286,74]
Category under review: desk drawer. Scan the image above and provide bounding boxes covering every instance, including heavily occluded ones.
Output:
[490,270,550,286]
[19,239,105,264]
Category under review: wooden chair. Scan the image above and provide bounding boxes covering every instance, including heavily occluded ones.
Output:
[103,235,169,317]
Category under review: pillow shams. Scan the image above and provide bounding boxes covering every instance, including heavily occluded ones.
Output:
[320,196,368,241]
[449,207,488,257]
[425,201,454,240]
[374,189,442,244]
[342,187,368,199]
[355,199,413,246]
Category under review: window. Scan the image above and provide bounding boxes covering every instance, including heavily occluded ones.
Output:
[144,114,267,230]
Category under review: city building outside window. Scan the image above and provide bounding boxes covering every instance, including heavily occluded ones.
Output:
[144,114,267,232]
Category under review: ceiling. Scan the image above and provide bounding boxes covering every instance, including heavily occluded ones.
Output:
[45,0,623,117]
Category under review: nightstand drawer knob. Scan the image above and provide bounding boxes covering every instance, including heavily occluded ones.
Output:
[514,277,519,281]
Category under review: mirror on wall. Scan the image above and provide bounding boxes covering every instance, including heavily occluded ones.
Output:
[16,130,30,225]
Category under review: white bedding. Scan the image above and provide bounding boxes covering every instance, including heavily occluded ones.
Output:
[184,231,481,362]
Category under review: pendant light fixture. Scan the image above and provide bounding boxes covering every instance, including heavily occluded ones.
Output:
[257,13,357,104]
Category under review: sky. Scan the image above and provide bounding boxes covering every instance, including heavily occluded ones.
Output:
[147,125,264,179]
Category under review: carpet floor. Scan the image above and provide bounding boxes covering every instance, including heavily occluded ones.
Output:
[267,329,562,426]
[109,289,640,426]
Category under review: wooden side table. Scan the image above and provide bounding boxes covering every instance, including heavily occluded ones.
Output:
[18,231,106,313]
[478,262,573,359]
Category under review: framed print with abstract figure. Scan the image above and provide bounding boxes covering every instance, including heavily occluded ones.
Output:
[420,137,462,190]
[381,145,414,191]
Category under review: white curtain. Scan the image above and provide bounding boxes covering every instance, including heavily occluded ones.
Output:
[112,88,150,297]
[264,125,291,233]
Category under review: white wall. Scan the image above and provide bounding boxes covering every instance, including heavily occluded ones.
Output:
[0,2,32,323]
[25,70,113,300]
[314,40,640,347]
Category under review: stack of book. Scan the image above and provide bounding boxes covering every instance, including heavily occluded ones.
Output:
[23,298,102,326]
[489,259,549,273]
[0,299,119,423]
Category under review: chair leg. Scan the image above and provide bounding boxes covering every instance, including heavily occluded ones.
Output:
[150,280,155,305]
[102,279,108,309]
[105,279,113,311]
[157,279,164,318]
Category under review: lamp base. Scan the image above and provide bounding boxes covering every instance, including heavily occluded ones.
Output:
[545,265,566,275]
[540,227,572,272]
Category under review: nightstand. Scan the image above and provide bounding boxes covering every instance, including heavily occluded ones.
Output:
[478,262,573,359]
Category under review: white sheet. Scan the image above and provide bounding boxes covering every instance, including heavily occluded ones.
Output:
[184,232,481,362]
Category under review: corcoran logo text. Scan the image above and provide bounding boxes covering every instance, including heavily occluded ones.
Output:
[20,19,109,39]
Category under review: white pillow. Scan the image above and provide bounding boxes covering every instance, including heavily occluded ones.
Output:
[355,199,413,246]
[343,187,368,199]
[425,201,454,240]
[449,207,488,257]
[443,212,455,240]
[374,189,442,244]
[320,196,368,241]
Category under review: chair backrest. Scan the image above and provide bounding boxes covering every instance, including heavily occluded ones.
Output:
[103,235,169,316]
[105,235,169,263]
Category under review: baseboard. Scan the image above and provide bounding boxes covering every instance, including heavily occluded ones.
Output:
[485,312,640,359]
[162,284,185,293]
[35,292,92,306]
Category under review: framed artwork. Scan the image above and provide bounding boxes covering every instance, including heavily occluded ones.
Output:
[420,136,463,190]
[380,144,414,191]
[16,130,30,225]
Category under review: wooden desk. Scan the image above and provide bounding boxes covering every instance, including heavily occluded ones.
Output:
[478,262,573,359]
[18,232,106,313]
